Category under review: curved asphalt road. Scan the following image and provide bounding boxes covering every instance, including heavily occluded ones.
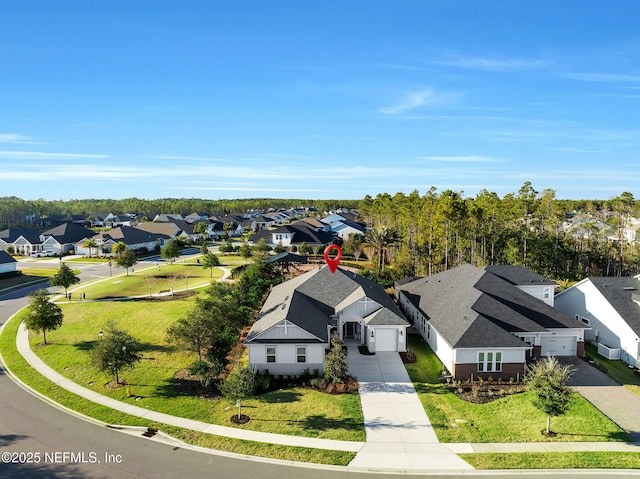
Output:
[0,259,634,478]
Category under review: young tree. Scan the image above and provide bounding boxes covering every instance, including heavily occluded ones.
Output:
[324,333,348,384]
[92,321,142,384]
[238,242,253,264]
[25,289,64,345]
[115,248,138,276]
[525,356,574,435]
[161,239,181,264]
[201,251,220,278]
[193,221,208,243]
[220,364,256,420]
[166,308,216,361]
[49,263,80,296]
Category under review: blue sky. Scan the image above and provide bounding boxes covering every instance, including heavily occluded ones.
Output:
[1,1,639,201]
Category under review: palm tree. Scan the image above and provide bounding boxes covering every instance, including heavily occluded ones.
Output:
[363,225,401,273]
[112,241,127,257]
[82,238,98,257]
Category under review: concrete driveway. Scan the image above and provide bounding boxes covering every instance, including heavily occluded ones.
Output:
[346,348,472,472]
[563,357,640,441]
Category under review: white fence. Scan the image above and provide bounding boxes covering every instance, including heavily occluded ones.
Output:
[597,342,621,360]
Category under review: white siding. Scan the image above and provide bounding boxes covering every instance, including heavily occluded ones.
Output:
[248,343,326,375]
[454,348,525,364]
[516,284,554,306]
[556,280,639,366]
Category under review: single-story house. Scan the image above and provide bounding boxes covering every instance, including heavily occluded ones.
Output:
[555,276,640,367]
[0,251,17,274]
[76,226,169,255]
[248,224,335,250]
[396,264,586,381]
[0,228,43,255]
[245,266,409,375]
[40,223,95,256]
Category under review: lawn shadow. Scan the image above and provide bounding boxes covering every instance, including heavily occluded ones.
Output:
[552,430,633,442]
[299,414,363,433]
[257,390,303,404]
[74,340,98,351]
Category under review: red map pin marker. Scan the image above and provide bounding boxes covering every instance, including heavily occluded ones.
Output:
[323,244,342,273]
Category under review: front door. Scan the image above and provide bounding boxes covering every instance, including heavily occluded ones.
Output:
[345,322,354,338]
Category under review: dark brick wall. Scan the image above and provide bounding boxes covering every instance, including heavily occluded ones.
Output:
[452,362,525,382]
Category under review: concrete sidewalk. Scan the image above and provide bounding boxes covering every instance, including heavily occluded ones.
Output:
[346,348,473,471]
[15,323,362,453]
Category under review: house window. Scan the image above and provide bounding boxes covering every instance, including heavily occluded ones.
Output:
[296,346,307,363]
[478,351,502,372]
[580,316,590,326]
[544,288,550,299]
[427,323,430,339]
[266,346,276,363]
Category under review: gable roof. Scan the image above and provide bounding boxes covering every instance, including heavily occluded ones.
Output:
[484,265,557,286]
[398,264,581,349]
[588,277,640,336]
[91,226,169,246]
[245,266,408,343]
[42,223,94,244]
[0,251,17,264]
[249,224,335,246]
[0,228,42,244]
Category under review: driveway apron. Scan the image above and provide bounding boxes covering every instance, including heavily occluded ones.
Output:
[564,357,640,441]
[346,347,472,471]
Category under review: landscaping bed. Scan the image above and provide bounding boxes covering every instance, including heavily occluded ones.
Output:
[446,380,527,404]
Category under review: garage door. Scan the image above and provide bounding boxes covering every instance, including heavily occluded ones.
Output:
[374,329,398,352]
[541,336,576,357]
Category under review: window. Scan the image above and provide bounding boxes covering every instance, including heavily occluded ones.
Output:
[296,346,307,363]
[544,288,550,299]
[266,346,276,363]
[427,322,430,339]
[580,316,590,326]
[478,351,502,372]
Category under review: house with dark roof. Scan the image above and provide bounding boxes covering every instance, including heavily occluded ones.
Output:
[248,224,335,250]
[484,265,557,306]
[555,276,640,367]
[40,223,94,256]
[76,226,169,255]
[0,228,43,255]
[245,266,409,375]
[396,264,586,381]
[0,251,17,274]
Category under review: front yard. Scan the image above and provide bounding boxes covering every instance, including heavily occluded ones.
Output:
[405,334,631,443]
[28,299,365,442]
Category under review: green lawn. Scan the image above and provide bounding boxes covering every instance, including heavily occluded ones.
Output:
[584,343,640,398]
[0,270,52,292]
[30,299,365,441]
[463,452,640,469]
[405,334,631,443]
[72,263,223,299]
[0,312,355,465]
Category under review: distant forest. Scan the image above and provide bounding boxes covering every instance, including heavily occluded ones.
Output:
[2,183,639,282]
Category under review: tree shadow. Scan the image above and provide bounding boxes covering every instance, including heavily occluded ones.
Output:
[298,414,362,432]
[257,390,302,403]
[74,340,97,351]
[0,434,28,447]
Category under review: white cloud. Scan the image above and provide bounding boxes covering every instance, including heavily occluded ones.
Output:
[420,155,505,163]
[379,88,458,115]
[563,72,640,83]
[433,52,549,71]
[0,134,37,144]
[0,150,108,160]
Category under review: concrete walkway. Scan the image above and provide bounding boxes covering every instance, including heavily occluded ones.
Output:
[346,348,473,471]
[564,357,640,441]
[14,323,362,453]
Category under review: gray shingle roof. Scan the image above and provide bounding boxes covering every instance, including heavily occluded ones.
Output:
[42,223,94,244]
[0,251,17,264]
[588,277,640,336]
[398,264,581,349]
[0,228,42,244]
[245,266,408,343]
[484,265,557,286]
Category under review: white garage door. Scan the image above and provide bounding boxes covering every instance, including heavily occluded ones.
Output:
[375,329,398,352]
[541,336,576,357]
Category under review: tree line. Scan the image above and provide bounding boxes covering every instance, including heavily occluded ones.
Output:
[0,196,359,228]
[356,184,640,282]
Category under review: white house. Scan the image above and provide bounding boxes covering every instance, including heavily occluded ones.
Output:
[396,264,586,381]
[555,276,640,367]
[0,251,17,274]
[245,266,409,375]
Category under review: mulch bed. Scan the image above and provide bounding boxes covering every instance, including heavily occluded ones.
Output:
[230,414,251,424]
[172,368,221,399]
[313,376,359,394]
[447,382,526,404]
[399,350,416,363]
